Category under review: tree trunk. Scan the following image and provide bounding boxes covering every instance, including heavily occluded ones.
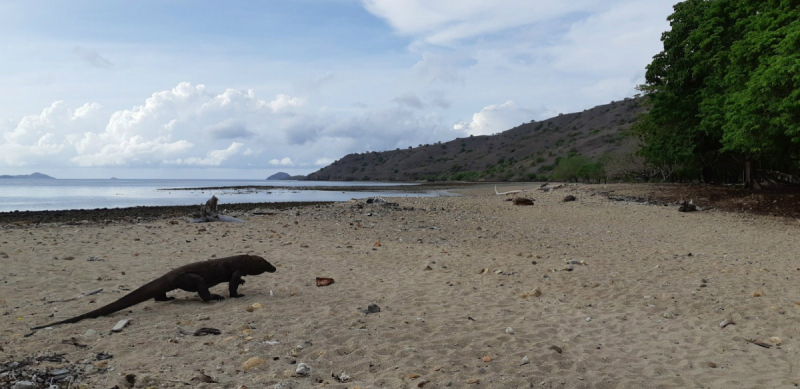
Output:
[744,160,752,189]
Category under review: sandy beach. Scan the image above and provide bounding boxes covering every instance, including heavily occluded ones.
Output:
[2,183,799,388]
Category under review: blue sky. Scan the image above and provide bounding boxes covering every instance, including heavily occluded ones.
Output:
[0,0,679,179]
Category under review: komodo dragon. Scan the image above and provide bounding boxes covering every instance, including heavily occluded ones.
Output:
[31,254,276,330]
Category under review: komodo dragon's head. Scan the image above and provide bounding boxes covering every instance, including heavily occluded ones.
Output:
[242,255,277,275]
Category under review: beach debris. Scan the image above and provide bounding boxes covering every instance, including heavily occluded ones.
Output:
[274,381,297,389]
[0,252,8,259]
[467,378,481,384]
[191,195,245,223]
[86,256,105,261]
[193,327,221,336]
[364,303,381,314]
[744,338,773,348]
[752,290,765,297]
[678,200,697,212]
[96,352,113,360]
[505,327,515,334]
[770,336,782,345]
[193,370,218,383]
[332,372,352,383]
[719,319,735,328]
[563,195,576,202]
[316,277,335,287]
[566,260,586,265]
[295,362,312,377]
[521,356,530,365]
[495,185,523,195]
[111,318,132,332]
[512,198,534,206]
[548,345,563,354]
[662,312,676,319]
[245,303,263,312]
[243,357,267,371]
[707,362,717,368]
[61,337,88,348]
[585,317,592,322]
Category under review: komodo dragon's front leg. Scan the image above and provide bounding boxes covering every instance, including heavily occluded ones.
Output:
[229,269,246,298]
[175,274,225,301]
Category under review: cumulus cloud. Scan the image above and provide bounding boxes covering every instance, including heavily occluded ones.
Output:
[205,119,255,139]
[454,100,543,136]
[269,157,293,166]
[168,142,244,166]
[73,47,113,68]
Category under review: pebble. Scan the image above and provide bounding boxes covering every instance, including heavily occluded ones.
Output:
[273,382,296,389]
[482,356,492,362]
[585,317,592,322]
[466,378,481,384]
[295,362,311,377]
[12,381,36,389]
[242,357,266,371]
[84,329,98,337]
[662,312,675,319]
[365,303,381,314]
[505,327,515,334]
[770,336,782,345]
[245,303,263,312]
[521,356,530,365]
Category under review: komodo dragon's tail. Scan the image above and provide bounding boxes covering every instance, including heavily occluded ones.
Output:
[30,280,164,330]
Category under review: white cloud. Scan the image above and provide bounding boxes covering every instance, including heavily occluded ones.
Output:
[167,142,243,166]
[454,100,543,136]
[269,157,294,166]
[267,94,304,113]
[314,157,334,166]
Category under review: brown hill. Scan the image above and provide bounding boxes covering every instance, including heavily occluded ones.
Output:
[306,97,646,181]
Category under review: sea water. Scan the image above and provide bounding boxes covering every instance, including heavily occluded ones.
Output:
[0,179,436,212]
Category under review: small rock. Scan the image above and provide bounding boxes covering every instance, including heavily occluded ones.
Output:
[245,303,263,312]
[585,317,592,322]
[242,357,267,371]
[12,381,37,389]
[295,363,311,377]
[770,336,782,345]
[466,378,481,384]
[707,362,717,368]
[482,356,492,362]
[273,382,296,389]
[505,327,515,334]
[84,329,98,336]
[548,345,563,354]
[719,319,735,328]
[111,318,132,332]
[512,198,534,206]
[365,303,381,314]
[563,195,576,202]
[752,290,765,297]
[521,356,530,365]
[662,312,675,319]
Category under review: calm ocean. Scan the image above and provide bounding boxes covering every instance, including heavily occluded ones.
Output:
[0,179,434,212]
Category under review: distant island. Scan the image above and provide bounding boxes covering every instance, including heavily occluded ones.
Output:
[0,172,55,179]
[267,172,305,180]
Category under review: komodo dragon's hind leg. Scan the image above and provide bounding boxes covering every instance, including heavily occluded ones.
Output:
[174,274,225,301]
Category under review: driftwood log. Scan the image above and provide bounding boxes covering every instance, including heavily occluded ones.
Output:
[190,195,245,223]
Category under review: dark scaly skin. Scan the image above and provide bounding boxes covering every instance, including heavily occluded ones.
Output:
[31,255,276,330]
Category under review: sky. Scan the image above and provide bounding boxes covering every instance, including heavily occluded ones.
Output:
[0,0,680,179]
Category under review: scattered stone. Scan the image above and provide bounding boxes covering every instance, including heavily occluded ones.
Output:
[662,312,675,319]
[512,198,534,206]
[316,277,335,286]
[678,200,697,212]
[245,303,263,312]
[96,352,113,360]
[466,378,481,384]
[563,195,576,202]
[752,290,765,297]
[273,382,296,389]
[111,318,132,332]
[585,317,592,322]
[505,327,515,334]
[770,336,782,345]
[707,362,717,368]
[295,362,311,377]
[11,381,37,389]
[521,356,530,365]
[193,327,221,336]
[242,357,267,371]
[482,356,492,362]
[84,329,98,337]
[548,345,563,354]
[86,256,105,261]
[364,304,381,314]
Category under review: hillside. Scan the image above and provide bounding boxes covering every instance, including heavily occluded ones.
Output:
[0,172,55,179]
[306,98,646,181]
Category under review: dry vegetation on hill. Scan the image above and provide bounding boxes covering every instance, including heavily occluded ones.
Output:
[307,98,647,182]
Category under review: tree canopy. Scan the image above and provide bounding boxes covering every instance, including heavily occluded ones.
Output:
[635,0,800,185]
